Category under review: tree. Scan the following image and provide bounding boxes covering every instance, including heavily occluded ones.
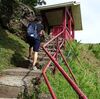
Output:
[19,0,37,7]
[19,0,46,7]
[0,0,18,28]
[0,0,46,29]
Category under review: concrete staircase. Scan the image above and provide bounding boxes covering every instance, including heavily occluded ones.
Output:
[0,68,42,98]
[0,37,54,99]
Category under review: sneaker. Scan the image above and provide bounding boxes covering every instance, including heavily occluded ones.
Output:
[32,66,38,70]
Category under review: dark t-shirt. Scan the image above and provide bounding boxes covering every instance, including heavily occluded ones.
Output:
[36,23,44,40]
[27,22,44,39]
[36,23,44,34]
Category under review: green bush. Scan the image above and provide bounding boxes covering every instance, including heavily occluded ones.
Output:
[92,44,100,59]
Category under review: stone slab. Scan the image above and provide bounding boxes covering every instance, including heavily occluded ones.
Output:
[0,75,34,98]
[2,68,42,77]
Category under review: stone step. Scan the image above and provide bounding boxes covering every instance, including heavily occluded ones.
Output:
[39,51,55,56]
[39,56,49,61]
[0,67,45,98]
[0,76,52,98]
[39,51,46,56]
[0,75,34,98]
[39,49,54,53]
[1,68,42,77]
[38,61,49,66]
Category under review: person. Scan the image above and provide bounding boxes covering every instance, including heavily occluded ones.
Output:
[21,13,45,70]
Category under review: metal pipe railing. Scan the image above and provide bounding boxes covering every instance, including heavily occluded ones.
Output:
[58,48,77,84]
[41,8,87,98]
[41,28,87,99]
[42,34,64,99]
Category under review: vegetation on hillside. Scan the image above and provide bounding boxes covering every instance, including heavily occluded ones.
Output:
[88,44,100,59]
[0,27,28,71]
[39,41,100,99]
[0,0,46,33]
[0,0,18,28]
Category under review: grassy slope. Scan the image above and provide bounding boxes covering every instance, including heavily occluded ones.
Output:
[39,42,100,99]
[0,28,28,71]
[76,44,100,99]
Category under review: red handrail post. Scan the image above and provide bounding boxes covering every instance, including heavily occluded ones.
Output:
[43,72,57,99]
[41,8,87,99]
[53,37,59,74]
[42,46,87,99]
[41,28,87,99]
[59,48,77,84]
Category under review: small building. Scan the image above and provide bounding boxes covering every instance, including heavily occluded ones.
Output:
[35,1,82,40]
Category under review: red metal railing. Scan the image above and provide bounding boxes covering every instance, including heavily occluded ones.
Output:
[41,8,87,99]
[42,28,87,99]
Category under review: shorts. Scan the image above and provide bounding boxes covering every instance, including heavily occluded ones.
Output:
[26,36,40,52]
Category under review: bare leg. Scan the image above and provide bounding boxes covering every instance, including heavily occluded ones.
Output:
[32,51,38,66]
[28,47,32,59]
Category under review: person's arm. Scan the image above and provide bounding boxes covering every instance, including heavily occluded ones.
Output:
[40,30,45,36]
[39,23,45,36]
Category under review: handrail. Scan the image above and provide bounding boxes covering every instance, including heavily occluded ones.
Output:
[42,41,63,98]
[43,28,65,47]
[42,28,87,99]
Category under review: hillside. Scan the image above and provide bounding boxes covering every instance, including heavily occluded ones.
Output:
[39,41,100,99]
[0,28,100,98]
[0,27,28,71]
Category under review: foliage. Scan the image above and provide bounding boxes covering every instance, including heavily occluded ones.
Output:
[39,41,100,99]
[88,44,100,59]
[88,44,93,50]
[17,90,36,99]
[91,44,100,59]
[19,0,46,8]
[0,28,28,71]
[65,40,80,61]
[0,0,46,37]
[0,0,19,28]
[19,0,37,7]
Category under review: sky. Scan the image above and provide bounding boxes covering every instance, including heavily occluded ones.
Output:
[44,0,100,43]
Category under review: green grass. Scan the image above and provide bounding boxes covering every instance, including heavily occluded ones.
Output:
[89,44,100,59]
[39,41,100,99]
[0,27,28,71]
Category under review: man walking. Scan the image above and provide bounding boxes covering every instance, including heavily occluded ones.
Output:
[21,13,45,70]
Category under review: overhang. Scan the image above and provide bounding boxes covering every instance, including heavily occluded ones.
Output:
[35,1,83,30]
